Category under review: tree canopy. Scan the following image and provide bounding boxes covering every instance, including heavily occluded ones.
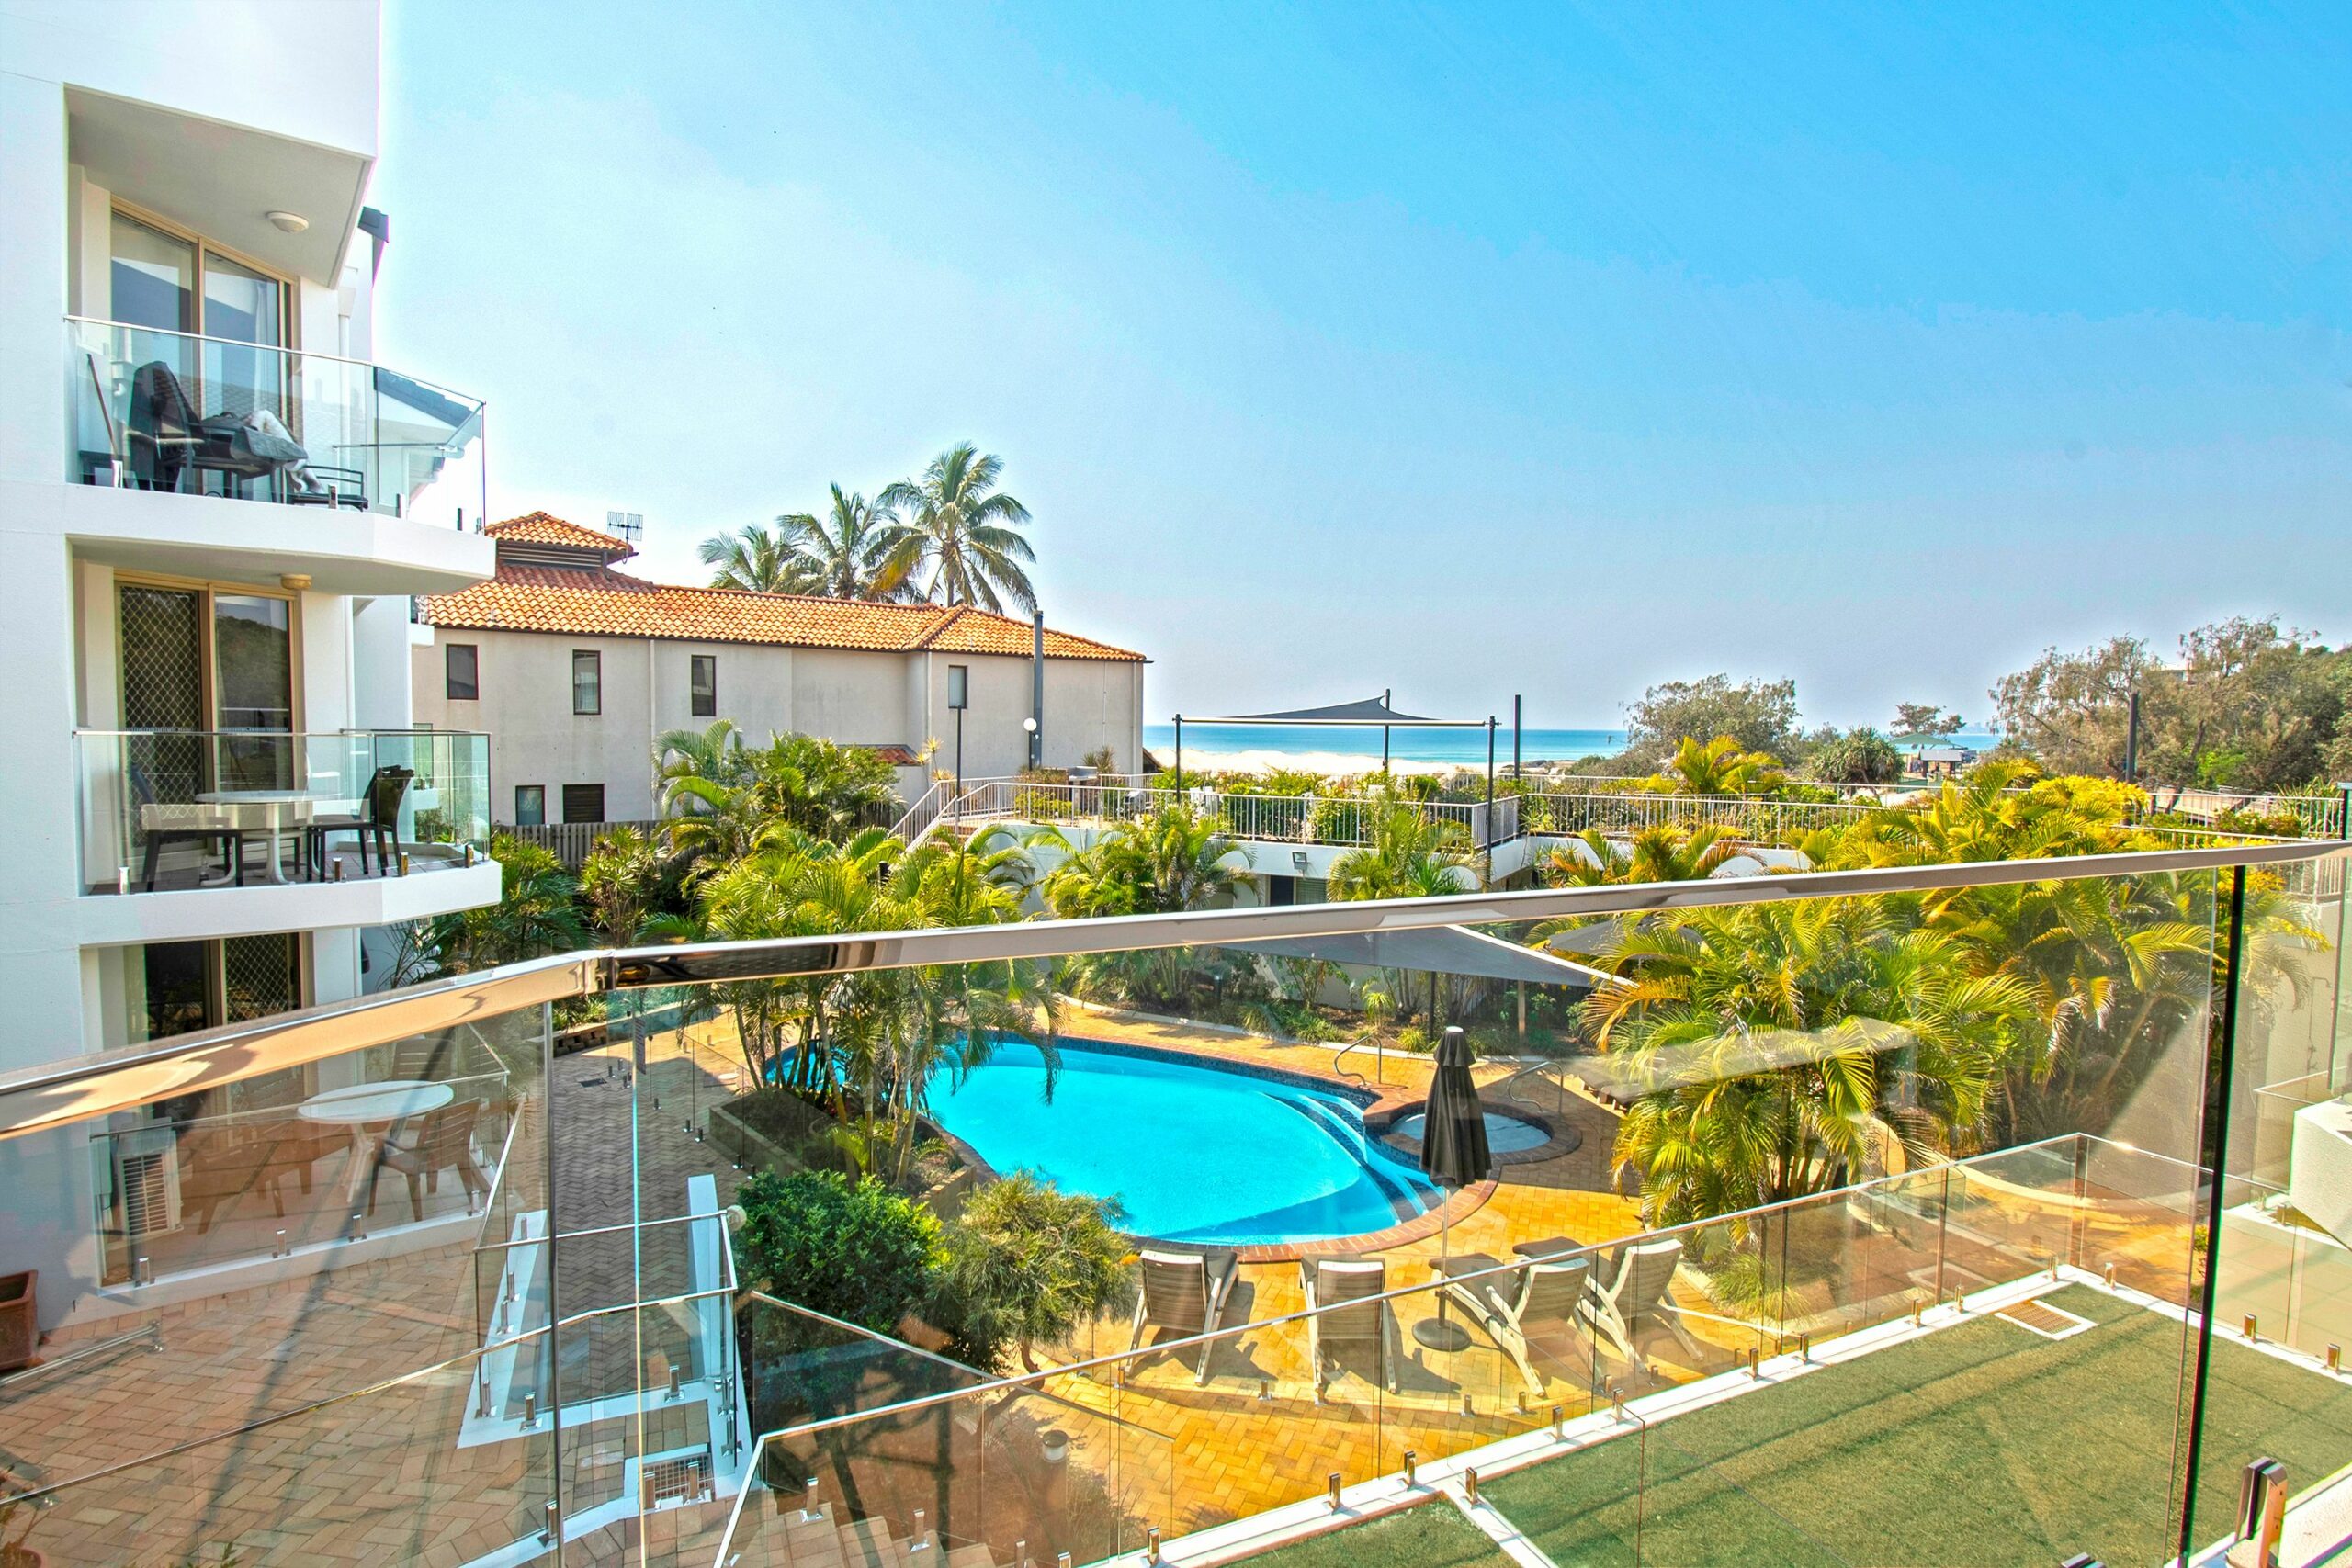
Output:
[1989,615,2352,792]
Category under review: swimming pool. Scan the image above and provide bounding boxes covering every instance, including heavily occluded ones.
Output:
[931,1043,1442,1246]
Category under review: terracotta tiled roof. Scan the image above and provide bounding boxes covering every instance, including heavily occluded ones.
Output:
[865,744,923,766]
[482,511,637,561]
[421,560,1144,661]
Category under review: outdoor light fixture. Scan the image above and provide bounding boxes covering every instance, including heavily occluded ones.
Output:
[1292,851,1310,871]
[1023,716,1037,732]
[266,210,310,233]
[279,573,311,591]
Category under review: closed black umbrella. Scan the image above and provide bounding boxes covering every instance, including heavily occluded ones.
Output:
[1414,1025,1491,1350]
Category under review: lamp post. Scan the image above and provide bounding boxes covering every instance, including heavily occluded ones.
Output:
[947,664,969,804]
[1023,716,1039,771]
[2124,686,2141,785]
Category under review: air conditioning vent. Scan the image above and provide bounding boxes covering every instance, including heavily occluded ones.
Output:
[115,1131,183,1240]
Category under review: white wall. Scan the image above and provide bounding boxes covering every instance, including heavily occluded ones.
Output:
[413,627,1147,822]
[0,0,379,164]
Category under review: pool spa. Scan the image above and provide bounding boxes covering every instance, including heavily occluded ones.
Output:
[930,1042,1443,1246]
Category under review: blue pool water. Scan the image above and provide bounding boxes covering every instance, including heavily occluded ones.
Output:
[931,1043,1442,1246]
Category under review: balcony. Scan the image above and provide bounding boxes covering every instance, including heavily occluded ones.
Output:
[72,728,499,942]
[61,318,493,592]
[0,839,2344,1564]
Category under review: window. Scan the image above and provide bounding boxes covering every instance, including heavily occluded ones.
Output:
[514,785,545,826]
[561,784,605,825]
[446,643,480,701]
[571,650,601,715]
[690,654,718,717]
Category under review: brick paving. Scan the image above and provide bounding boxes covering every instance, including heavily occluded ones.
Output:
[4,1028,751,1567]
[0,995,2211,1567]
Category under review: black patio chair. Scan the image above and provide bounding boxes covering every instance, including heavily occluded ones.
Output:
[125,361,281,494]
[305,766,413,878]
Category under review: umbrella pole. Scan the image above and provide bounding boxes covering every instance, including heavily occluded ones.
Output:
[1415,1181,1471,1352]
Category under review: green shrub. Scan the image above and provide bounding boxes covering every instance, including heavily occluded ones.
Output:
[938,1171,1135,1372]
[733,1169,942,1334]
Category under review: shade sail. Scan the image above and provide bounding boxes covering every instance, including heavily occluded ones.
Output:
[1562,1016,1920,1106]
[1191,695,1485,728]
[1231,924,1612,987]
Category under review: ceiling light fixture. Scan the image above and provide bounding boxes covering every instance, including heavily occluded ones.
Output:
[266,210,310,233]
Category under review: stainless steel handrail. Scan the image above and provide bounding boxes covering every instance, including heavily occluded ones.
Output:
[1330,1036,1381,1086]
[64,313,486,407]
[1,839,2338,1138]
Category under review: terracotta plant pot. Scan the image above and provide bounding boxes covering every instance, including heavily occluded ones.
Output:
[0,1271,36,1373]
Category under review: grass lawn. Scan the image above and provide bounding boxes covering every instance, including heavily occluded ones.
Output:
[1232,1501,1510,1568]
[1478,1287,2352,1567]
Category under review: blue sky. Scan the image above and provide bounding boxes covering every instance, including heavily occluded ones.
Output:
[375,2,2351,729]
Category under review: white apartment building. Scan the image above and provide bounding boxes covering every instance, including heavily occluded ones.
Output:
[0,3,502,1315]
[411,513,1148,827]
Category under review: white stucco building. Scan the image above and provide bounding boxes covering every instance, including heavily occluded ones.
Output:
[410,513,1148,827]
[0,0,506,1310]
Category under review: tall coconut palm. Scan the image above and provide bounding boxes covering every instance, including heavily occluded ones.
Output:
[879,444,1038,614]
[775,486,920,600]
[699,522,818,593]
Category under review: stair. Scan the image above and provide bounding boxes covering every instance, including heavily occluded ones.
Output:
[706,1496,1003,1568]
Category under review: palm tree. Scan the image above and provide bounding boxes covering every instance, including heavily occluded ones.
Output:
[775,486,920,600]
[1040,803,1249,918]
[879,444,1038,614]
[580,824,663,944]
[1327,794,1474,901]
[431,834,592,971]
[943,1172,1136,1373]
[699,490,919,599]
[1540,823,1739,888]
[699,522,817,593]
[1649,735,1787,796]
[1587,898,2032,1224]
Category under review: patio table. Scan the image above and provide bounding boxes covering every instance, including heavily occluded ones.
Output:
[298,1079,456,1211]
[193,789,356,885]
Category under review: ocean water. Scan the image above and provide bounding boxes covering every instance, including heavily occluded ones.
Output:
[1145,722,1627,764]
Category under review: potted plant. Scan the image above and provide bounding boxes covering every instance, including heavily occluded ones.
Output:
[0,1272,35,1372]
[0,1501,41,1567]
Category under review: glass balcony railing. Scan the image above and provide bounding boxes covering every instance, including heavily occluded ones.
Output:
[65,316,487,528]
[73,728,492,895]
[0,838,2345,1566]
